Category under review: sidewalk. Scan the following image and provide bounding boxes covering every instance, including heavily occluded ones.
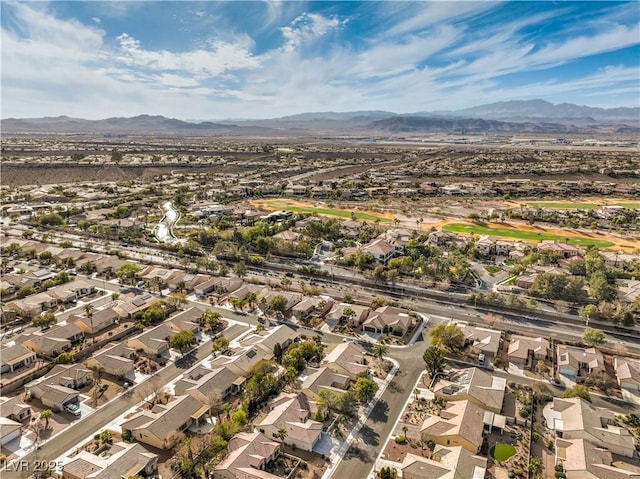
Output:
[321,357,400,479]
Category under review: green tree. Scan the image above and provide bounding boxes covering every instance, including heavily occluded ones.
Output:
[529,456,542,478]
[423,346,446,382]
[336,390,359,417]
[203,310,222,333]
[234,260,247,278]
[588,271,617,302]
[212,336,230,353]
[429,323,465,352]
[169,330,196,355]
[562,385,591,402]
[269,295,288,314]
[353,374,378,405]
[582,328,605,347]
[117,263,141,285]
[84,303,95,343]
[33,312,57,329]
[40,409,53,429]
[54,352,74,364]
[276,427,288,442]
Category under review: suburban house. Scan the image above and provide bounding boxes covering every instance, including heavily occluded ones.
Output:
[616,279,640,304]
[379,446,487,479]
[166,306,204,333]
[84,342,137,380]
[325,303,370,328]
[432,368,506,414]
[6,292,58,318]
[614,356,640,394]
[362,306,413,336]
[291,297,333,320]
[121,395,209,449]
[457,324,501,362]
[237,324,299,353]
[507,335,549,369]
[260,290,303,313]
[0,343,37,373]
[555,438,640,479]
[174,365,244,404]
[19,323,85,357]
[194,277,243,297]
[321,342,369,379]
[0,417,22,446]
[543,397,636,457]
[47,280,96,304]
[0,396,32,423]
[214,431,281,479]
[536,240,582,258]
[126,323,175,358]
[210,345,271,377]
[25,364,92,411]
[362,238,400,263]
[113,293,158,319]
[71,306,119,335]
[419,400,485,454]
[299,367,351,403]
[254,393,322,452]
[62,441,158,479]
[557,345,605,379]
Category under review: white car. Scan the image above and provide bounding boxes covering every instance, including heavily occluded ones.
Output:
[64,403,81,417]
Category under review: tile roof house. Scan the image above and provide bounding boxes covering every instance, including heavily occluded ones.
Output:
[363,306,413,336]
[299,367,351,403]
[537,240,582,258]
[321,342,369,379]
[254,393,323,452]
[555,438,640,479]
[25,364,92,411]
[84,342,137,380]
[120,395,208,450]
[392,446,487,479]
[432,368,506,414]
[19,323,85,357]
[210,345,271,377]
[419,400,485,454]
[174,365,244,404]
[362,238,400,263]
[0,417,22,446]
[0,343,37,373]
[0,396,32,423]
[614,356,640,394]
[457,324,502,359]
[507,335,549,368]
[126,324,172,358]
[557,345,605,379]
[325,303,370,328]
[543,397,636,457]
[71,306,119,335]
[214,431,281,479]
[61,441,158,479]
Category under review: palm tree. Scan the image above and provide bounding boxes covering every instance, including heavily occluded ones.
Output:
[84,304,94,344]
[372,344,389,374]
[40,409,53,429]
[276,427,288,442]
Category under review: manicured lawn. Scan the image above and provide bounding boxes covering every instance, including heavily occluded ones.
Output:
[490,442,517,461]
[442,223,613,248]
[261,200,393,223]
[527,201,640,210]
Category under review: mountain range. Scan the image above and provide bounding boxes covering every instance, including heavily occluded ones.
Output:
[2,100,638,135]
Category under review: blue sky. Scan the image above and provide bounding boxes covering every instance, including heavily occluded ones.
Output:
[2,1,639,119]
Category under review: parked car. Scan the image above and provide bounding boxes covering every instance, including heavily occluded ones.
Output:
[64,402,81,417]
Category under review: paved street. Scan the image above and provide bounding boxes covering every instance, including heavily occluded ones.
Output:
[5,321,250,479]
[329,334,429,479]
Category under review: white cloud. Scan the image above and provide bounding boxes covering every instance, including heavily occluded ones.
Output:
[116,33,260,78]
[280,13,345,52]
[92,17,101,24]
